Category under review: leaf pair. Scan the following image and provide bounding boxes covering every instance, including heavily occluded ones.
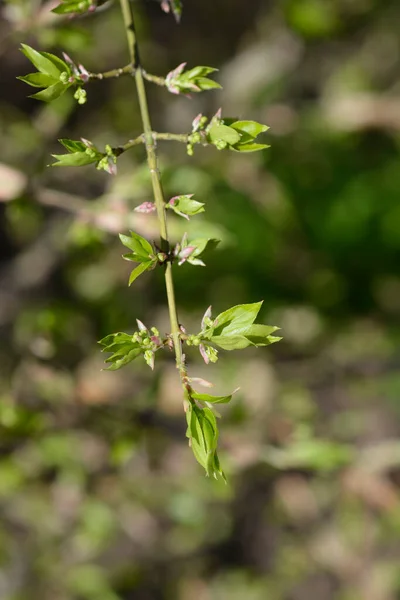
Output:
[186,403,225,480]
[208,119,270,153]
[202,302,281,351]
[166,63,221,95]
[18,44,72,102]
[119,231,157,285]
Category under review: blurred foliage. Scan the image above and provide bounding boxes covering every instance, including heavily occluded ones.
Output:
[1,0,400,598]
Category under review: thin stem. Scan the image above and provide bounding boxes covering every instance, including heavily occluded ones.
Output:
[89,64,134,80]
[117,132,189,155]
[119,0,185,375]
[155,132,189,143]
[143,70,166,87]
[88,65,166,85]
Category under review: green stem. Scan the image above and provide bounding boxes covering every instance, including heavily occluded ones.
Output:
[89,66,166,86]
[88,64,134,80]
[119,0,185,375]
[117,132,189,155]
[143,70,166,87]
[155,132,189,143]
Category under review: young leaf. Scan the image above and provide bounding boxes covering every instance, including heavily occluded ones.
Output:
[30,82,68,102]
[244,324,281,346]
[186,404,225,480]
[185,238,220,266]
[208,123,241,146]
[119,232,154,259]
[209,335,254,351]
[17,73,57,88]
[128,261,154,286]
[167,195,205,219]
[51,152,98,167]
[99,332,133,347]
[231,143,270,153]
[20,44,64,79]
[59,139,88,153]
[209,302,263,338]
[230,120,269,139]
[104,348,142,371]
[191,391,235,404]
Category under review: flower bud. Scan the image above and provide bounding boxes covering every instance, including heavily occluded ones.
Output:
[136,319,147,332]
[134,201,156,214]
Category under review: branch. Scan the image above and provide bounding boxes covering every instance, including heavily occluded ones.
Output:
[118,0,189,392]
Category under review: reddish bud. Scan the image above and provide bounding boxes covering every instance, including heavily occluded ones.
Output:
[178,245,196,265]
[192,113,203,132]
[135,201,156,213]
[201,305,212,330]
[199,344,209,365]
[190,377,214,388]
[136,319,147,332]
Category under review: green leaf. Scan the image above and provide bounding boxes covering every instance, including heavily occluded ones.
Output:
[210,335,253,350]
[230,120,269,138]
[128,261,153,286]
[40,51,70,75]
[52,0,90,14]
[20,44,63,79]
[196,78,222,91]
[51,152,97,167]
[168,195,205,218]
[119,232,153,259]
[186,404,224,479]
[30,82,68,102]
[186,238,220,265]
[232,143,270,153]
[17,73,57,88]
[185,66,218,78]
[208,123,241,146]
[104,348,142,371]
[59,139,88,153]
[245,324,281,346]
[99,332,133,347]
[210,302,263,338]
[99,331,143,371]
[191,391,234,404]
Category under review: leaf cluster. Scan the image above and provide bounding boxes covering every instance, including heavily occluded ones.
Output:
[200,302,281,352]
[119,232,158,285]
[51,139,118,175]
[18,45,73,102]
[166,63,221,95]
[185,403,225,480]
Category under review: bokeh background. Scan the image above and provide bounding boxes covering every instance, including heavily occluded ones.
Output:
[1,0,400,598]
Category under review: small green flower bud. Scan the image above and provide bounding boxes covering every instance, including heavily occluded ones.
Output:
[59,71,69,84]
[85,148,97,159]
[192,337,200,347]
[215,140,227,150]
[187,144,194,157]
[142,337,150,346]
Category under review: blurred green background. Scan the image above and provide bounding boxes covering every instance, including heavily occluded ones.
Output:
[1,0,400,598]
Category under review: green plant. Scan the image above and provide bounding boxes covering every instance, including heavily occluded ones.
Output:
[19,0,281,480]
